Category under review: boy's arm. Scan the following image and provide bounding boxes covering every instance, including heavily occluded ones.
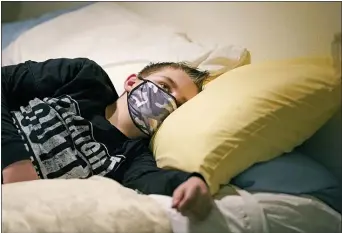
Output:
[2,58,116,110]
[1,58,116,181]
[120,140,205,196]
[119,139,213,220]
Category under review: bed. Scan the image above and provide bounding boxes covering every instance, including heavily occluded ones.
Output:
[1,3,341,233]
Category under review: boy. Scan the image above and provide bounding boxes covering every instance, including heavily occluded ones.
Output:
[1,58,212,220]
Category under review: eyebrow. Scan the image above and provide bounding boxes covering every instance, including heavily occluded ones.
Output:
[160,75,177,88]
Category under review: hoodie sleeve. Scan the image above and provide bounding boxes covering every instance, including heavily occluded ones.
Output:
[1,58,116,169]
[1,58,117,111]
[118,139,207,196]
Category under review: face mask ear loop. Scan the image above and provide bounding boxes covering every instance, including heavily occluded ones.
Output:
[137,75,144,81]
[127,77,147,99]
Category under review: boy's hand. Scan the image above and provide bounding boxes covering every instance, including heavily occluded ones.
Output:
[2,160,39,184]
[172,176,213,221]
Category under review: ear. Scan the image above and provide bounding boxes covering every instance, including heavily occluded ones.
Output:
[124,74,138,92]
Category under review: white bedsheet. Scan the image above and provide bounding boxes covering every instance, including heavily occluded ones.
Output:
[2,177,340,233]
[2,2,249,95]
[151,187,341,233]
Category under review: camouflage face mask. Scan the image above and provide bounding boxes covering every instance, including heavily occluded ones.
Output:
[127,80,178,136]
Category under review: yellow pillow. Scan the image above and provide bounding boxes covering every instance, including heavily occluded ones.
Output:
[151,57,341,195]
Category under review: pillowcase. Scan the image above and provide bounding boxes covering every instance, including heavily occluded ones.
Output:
[151,57,341,195]
[2,176,172,233]
[231,149,339,194]
[231,149,341,213]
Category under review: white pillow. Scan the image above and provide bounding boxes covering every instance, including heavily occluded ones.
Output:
[2,176,172,233]
[2,2,249,95]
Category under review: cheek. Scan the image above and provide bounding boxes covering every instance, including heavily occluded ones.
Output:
[172,90,198,106]
[185,88,199,101]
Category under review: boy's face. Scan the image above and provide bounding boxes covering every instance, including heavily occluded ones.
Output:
[124,68,199,106]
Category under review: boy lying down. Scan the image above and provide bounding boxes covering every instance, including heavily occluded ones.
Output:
[1,58,213,220]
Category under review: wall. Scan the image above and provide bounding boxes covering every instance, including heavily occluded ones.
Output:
[3,2,88,22]
[17,2,88,20]
[119,2,341,63]
[1,2,21,22]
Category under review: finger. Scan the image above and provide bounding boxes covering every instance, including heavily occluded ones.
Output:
[172,185,185,208]
[178,187,198,214]
[183,187,211,220]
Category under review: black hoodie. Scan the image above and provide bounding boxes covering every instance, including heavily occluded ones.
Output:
[1,58,197,195]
